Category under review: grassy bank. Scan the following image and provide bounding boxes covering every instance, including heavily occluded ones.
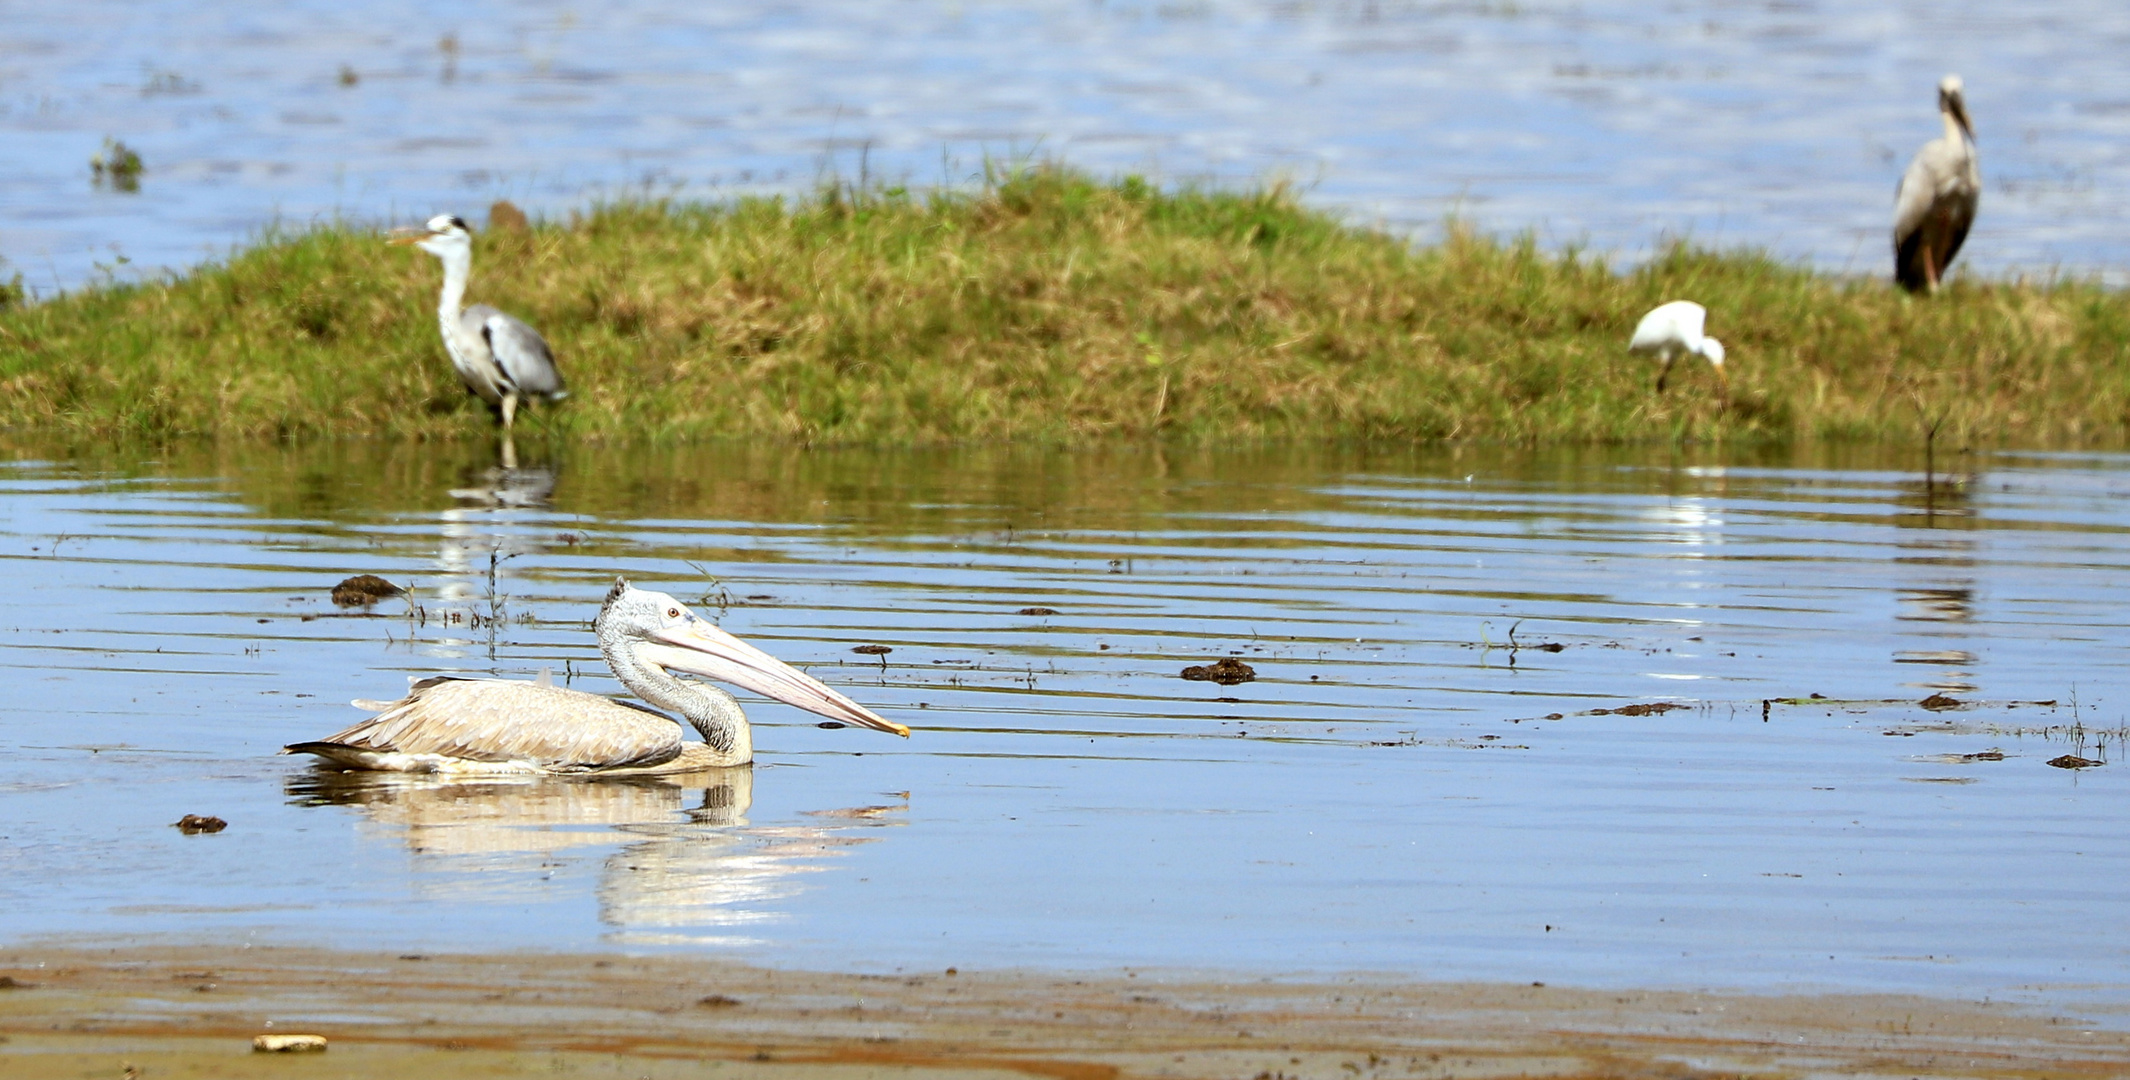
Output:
[3,168,2127,445]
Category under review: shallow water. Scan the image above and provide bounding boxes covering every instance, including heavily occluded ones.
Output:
[7,2,2130,293]
[0,438,2124,1010]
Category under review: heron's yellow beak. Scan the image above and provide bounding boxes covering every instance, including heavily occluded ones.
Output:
[386,229,431,247]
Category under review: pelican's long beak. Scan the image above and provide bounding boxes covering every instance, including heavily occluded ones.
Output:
[637,621,911,737]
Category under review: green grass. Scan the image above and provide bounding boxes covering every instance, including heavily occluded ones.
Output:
[3,166,2127,446]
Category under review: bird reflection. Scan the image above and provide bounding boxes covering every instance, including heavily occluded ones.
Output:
[1897,584,1975,623]
[1893,532,1980,692]
[435,455,556,606]
[285,768,903,941]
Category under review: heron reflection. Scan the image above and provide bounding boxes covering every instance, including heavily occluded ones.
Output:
[434,454,556,608]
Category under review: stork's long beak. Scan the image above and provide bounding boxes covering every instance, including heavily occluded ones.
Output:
[636,621,911,737]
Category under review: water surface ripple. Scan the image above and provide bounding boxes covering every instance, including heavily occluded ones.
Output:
[0,441,2124,1011]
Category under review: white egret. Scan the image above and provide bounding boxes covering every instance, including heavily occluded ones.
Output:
[1628,300,1726,393]
[1893,75,1979,295]
[285,578,909,773]
[392,214,567,430]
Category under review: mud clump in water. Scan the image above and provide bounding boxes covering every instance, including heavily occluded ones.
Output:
[852,645,891,656]
[697,995,742,1008]
[1017,606,1059,616]
[487,199,530,233]
[1590,702,1686,717]
[331,574,404,607]
[1182,658,1256,685]
[173,814,226,834]
[1919,693,1963,711]
[2047,754,2102,769]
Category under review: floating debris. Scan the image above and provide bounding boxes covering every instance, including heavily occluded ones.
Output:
[697,994,742,1008]
[2047,754,2102,770]
[173,814,226,834]
[252,1034,328,1053]
[1017,607,1060,616]
[852,644,891,655]
[1919,693,1963,711]
[1589,702,1687,717]
[0,976,29,989]
[816,721,845,729]
[1181,657,1256,685]
[331,574,404,607]
[337,63,359,87]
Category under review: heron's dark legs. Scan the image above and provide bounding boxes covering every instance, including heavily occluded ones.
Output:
[1655,354,1678,393]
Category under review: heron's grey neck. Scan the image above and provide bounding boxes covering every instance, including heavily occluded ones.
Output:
[434,248,472,317]
[1942,108,1971,147]
[599,627,754,766]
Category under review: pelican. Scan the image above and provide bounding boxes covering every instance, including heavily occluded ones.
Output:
[284,578,909,773]
[392,214,567,431]
[1628,300,1726,392]
[1893,75,1979,295]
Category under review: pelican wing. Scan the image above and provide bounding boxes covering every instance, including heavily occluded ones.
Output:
[470,305,565,400]
[291,677,683,771]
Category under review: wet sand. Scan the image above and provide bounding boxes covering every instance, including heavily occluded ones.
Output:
[2,944,2125,1079]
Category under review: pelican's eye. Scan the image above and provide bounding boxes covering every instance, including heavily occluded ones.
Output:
[666,607,680,619]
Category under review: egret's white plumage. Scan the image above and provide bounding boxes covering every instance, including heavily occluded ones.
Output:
[1893,75,1979,295]
[1628,300,1727,393]
[285,578,909,774]
[393,214,566,430]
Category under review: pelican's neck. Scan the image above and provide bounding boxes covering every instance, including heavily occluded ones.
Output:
[600,627,754,767]
[435,248,472,318]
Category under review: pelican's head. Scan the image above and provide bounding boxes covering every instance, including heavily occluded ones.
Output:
[597,577,910,737]
[389,214,474,259]
[1938,75,1973,140]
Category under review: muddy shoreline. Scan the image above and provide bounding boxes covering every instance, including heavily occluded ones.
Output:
[2,944,2125,1079]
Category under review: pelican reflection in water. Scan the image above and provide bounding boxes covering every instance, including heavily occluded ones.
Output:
[286,577,908,772]
[287,768,906,944]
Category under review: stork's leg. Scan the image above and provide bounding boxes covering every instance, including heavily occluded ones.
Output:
[500,393,519,432]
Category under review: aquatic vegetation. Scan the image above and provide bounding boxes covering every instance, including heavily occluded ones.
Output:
[3,167,2128,445]
[89,138,143,193]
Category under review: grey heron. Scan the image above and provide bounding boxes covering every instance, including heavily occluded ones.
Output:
[1628,300,1727,392]
[392,214,567,430]
[1893,76,1979,295]
[285,578,909,773]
